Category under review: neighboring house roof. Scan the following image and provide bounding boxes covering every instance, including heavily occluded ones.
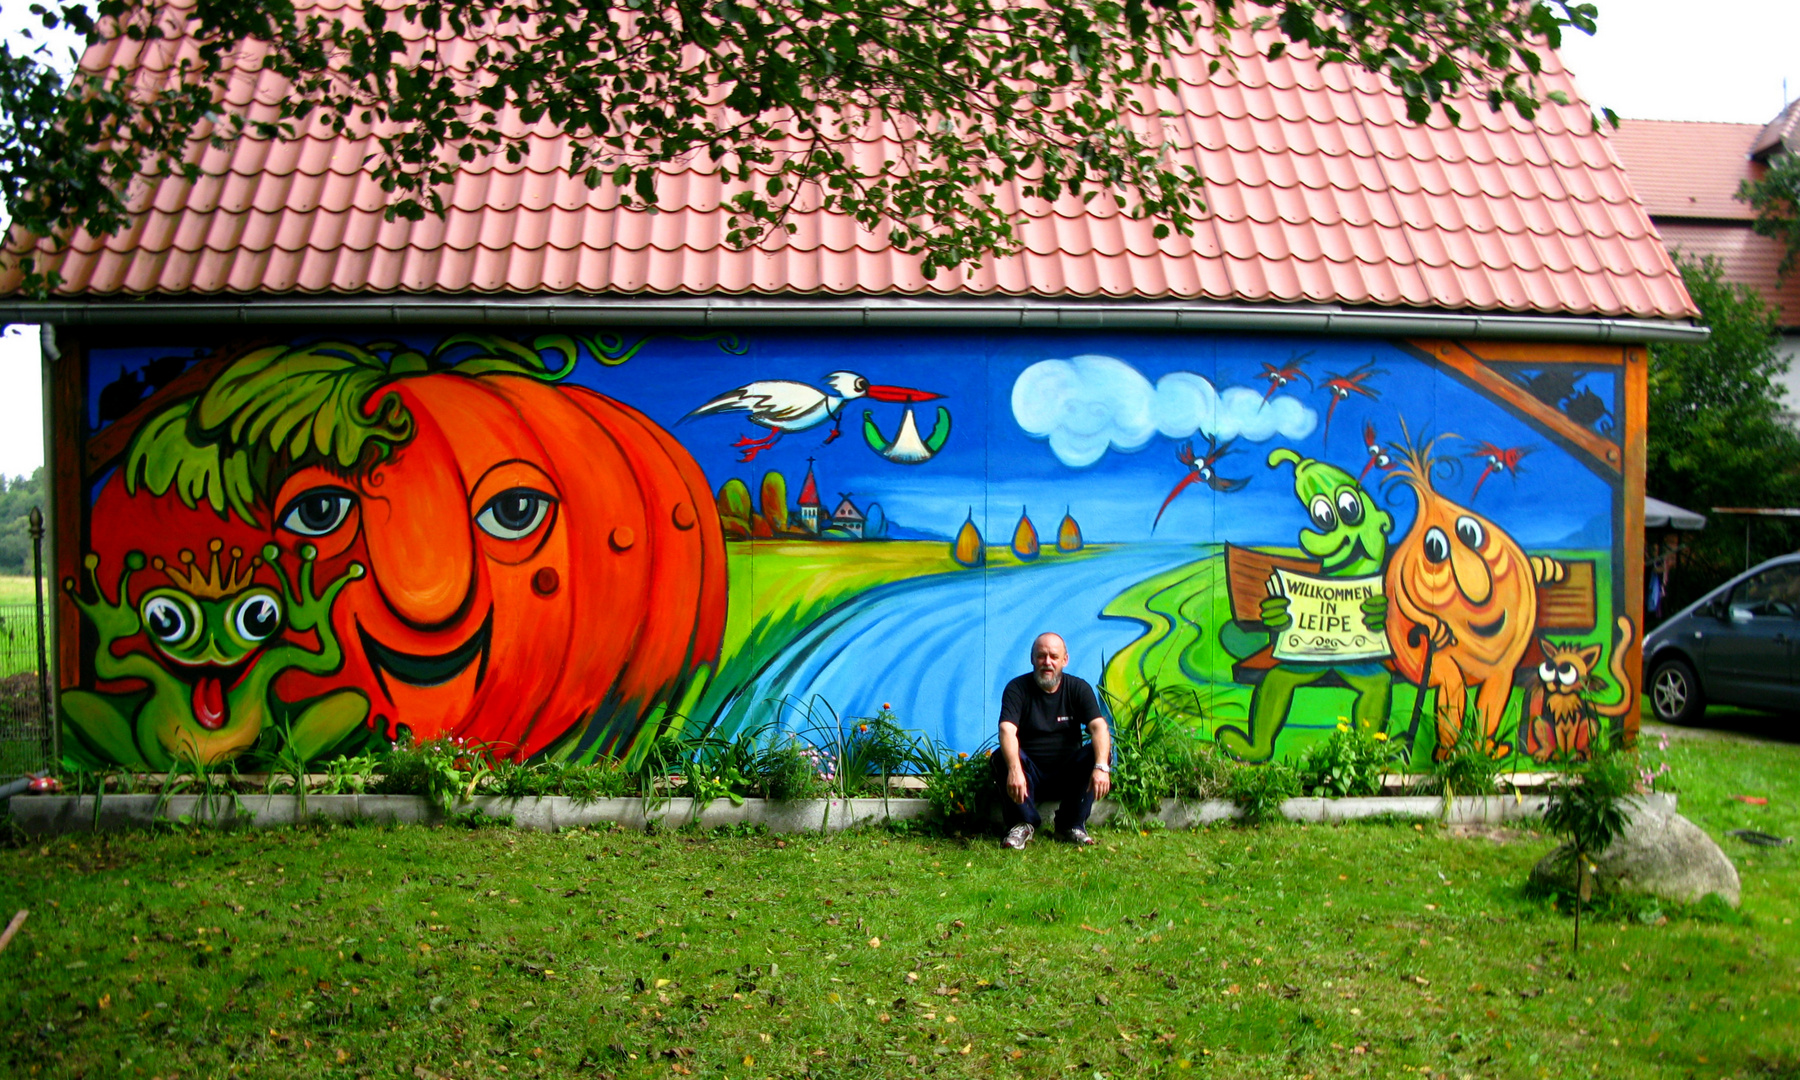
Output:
[831,497,864,523]
[1752,98,1800,162]
[1607,121,1762,221]
[1611,116,1800,327]
[0,2,1696,320]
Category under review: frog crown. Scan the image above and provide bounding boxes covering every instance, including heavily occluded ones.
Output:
[151,539,261,599]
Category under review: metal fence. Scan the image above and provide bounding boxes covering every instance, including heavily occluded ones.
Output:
[0,509,52,779]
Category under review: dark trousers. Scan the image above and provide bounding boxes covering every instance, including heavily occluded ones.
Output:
[990,743,1097,831]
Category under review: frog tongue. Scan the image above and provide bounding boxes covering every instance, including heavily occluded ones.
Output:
[193,676,227,730]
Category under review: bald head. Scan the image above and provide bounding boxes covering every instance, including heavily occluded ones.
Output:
[1031,633,1068,691]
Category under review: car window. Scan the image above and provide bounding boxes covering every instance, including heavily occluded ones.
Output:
[1730,563,1800,620]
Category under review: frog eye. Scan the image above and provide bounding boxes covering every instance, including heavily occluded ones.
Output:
[142,595,199,648]
[279,487,357,537]
[1335,489,1364,526]
[1455,515,1486,551]
[232,592,282,643]
[1422,527,1450,564]
[1308,496,1336,532]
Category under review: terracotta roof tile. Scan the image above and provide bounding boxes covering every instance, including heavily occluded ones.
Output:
[0,3,1696,319]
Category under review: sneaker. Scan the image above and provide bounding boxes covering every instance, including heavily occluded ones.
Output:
[1059,826,1096,846]
[1002,824,1035,850]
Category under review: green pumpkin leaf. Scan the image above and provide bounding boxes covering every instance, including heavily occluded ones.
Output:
[123,398,260,524]
[123,335,579,520]
[198,341,420,474]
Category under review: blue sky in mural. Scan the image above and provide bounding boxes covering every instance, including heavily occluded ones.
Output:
[86,330,1615,555]
[622,330,1615,553]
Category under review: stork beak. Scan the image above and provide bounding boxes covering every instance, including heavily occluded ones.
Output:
[865,385,943,403]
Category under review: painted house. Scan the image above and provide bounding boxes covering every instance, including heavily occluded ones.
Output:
[829,496,866,540]
[0,14,1703,772]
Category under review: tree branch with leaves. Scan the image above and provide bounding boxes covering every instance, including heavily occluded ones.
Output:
[3,0,1599,293]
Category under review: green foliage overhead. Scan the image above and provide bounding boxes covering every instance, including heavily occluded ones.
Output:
[1739,152,1800,279]
[4,1,1601,292]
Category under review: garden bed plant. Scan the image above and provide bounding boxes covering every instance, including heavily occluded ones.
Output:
[19,696,1676,834]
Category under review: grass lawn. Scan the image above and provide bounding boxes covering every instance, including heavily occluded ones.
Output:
[2,738,1797,1079]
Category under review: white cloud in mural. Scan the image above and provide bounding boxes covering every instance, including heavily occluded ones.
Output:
[1012,356,1318,467]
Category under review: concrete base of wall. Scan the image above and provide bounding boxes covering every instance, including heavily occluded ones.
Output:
[5,791,1678,835]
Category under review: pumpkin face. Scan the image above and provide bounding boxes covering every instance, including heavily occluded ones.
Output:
[271,372,727,759]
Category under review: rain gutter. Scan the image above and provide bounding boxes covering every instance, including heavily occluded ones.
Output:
[0,296,1709,343]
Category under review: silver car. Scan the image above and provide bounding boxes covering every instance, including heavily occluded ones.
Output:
[1642,551,1800,723]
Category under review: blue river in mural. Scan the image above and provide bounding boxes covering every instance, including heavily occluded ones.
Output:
[727,544,1209,749]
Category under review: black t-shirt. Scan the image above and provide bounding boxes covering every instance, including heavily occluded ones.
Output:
[999,673,1104,758]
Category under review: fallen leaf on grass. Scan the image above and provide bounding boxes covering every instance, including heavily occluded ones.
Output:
[1079,924,1111,935]
[1731,795,1769,806]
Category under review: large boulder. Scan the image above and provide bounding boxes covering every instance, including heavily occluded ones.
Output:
[1530,807,1740,908]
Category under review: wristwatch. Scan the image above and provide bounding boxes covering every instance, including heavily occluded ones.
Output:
[1094,763,1111,774]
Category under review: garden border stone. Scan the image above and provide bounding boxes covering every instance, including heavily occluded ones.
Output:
[4,791,1678,834]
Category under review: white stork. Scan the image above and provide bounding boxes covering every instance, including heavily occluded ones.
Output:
[686,371,941,461]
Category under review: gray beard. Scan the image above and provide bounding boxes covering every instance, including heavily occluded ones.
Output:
[1034,671,1061,692]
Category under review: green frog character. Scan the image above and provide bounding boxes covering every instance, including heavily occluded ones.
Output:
[61,539,368,769]
[1216,449,1394,762]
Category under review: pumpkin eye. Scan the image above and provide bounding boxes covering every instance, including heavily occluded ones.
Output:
[232,592,282,643]
[476,488,555,540]
[1308,496,1336,532]
[1422,527,1450,564]
[142,594,198,647]
[1455,515,1486,550]
[1335,489,1364,526]
[280,487,356,537]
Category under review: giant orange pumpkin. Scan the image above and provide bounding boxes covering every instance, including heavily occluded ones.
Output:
[268,366,727,760]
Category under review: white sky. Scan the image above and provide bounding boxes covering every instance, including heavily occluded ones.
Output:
[0,1,1797,479]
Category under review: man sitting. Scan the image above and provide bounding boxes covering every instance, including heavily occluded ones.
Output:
[990,632,1112,849]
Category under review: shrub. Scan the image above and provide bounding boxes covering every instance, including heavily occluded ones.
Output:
[1541,746,1641,961]
[1104,681,1222,816]
[1412,723,1506,797]
[916,741,995,830]
[1297,719,1397,798]
[1224,759,1300,825]
[373,736,490,811]
[758,739,835,802]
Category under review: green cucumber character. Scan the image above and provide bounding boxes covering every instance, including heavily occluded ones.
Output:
[1215,449,1394,762]
[61,540,368,769]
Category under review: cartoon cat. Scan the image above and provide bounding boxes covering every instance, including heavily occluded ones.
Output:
[1524,616,1636,763]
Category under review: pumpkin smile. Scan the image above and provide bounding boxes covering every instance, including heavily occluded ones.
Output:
[358,609,493,695]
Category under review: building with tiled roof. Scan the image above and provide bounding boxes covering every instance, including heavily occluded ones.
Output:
[1609,104,1800,409]
[9,8,1696,767]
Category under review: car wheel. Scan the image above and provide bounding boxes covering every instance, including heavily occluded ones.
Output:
[1649,656,1704,725]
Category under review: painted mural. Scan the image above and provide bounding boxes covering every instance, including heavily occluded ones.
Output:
[60,330,1641,770]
